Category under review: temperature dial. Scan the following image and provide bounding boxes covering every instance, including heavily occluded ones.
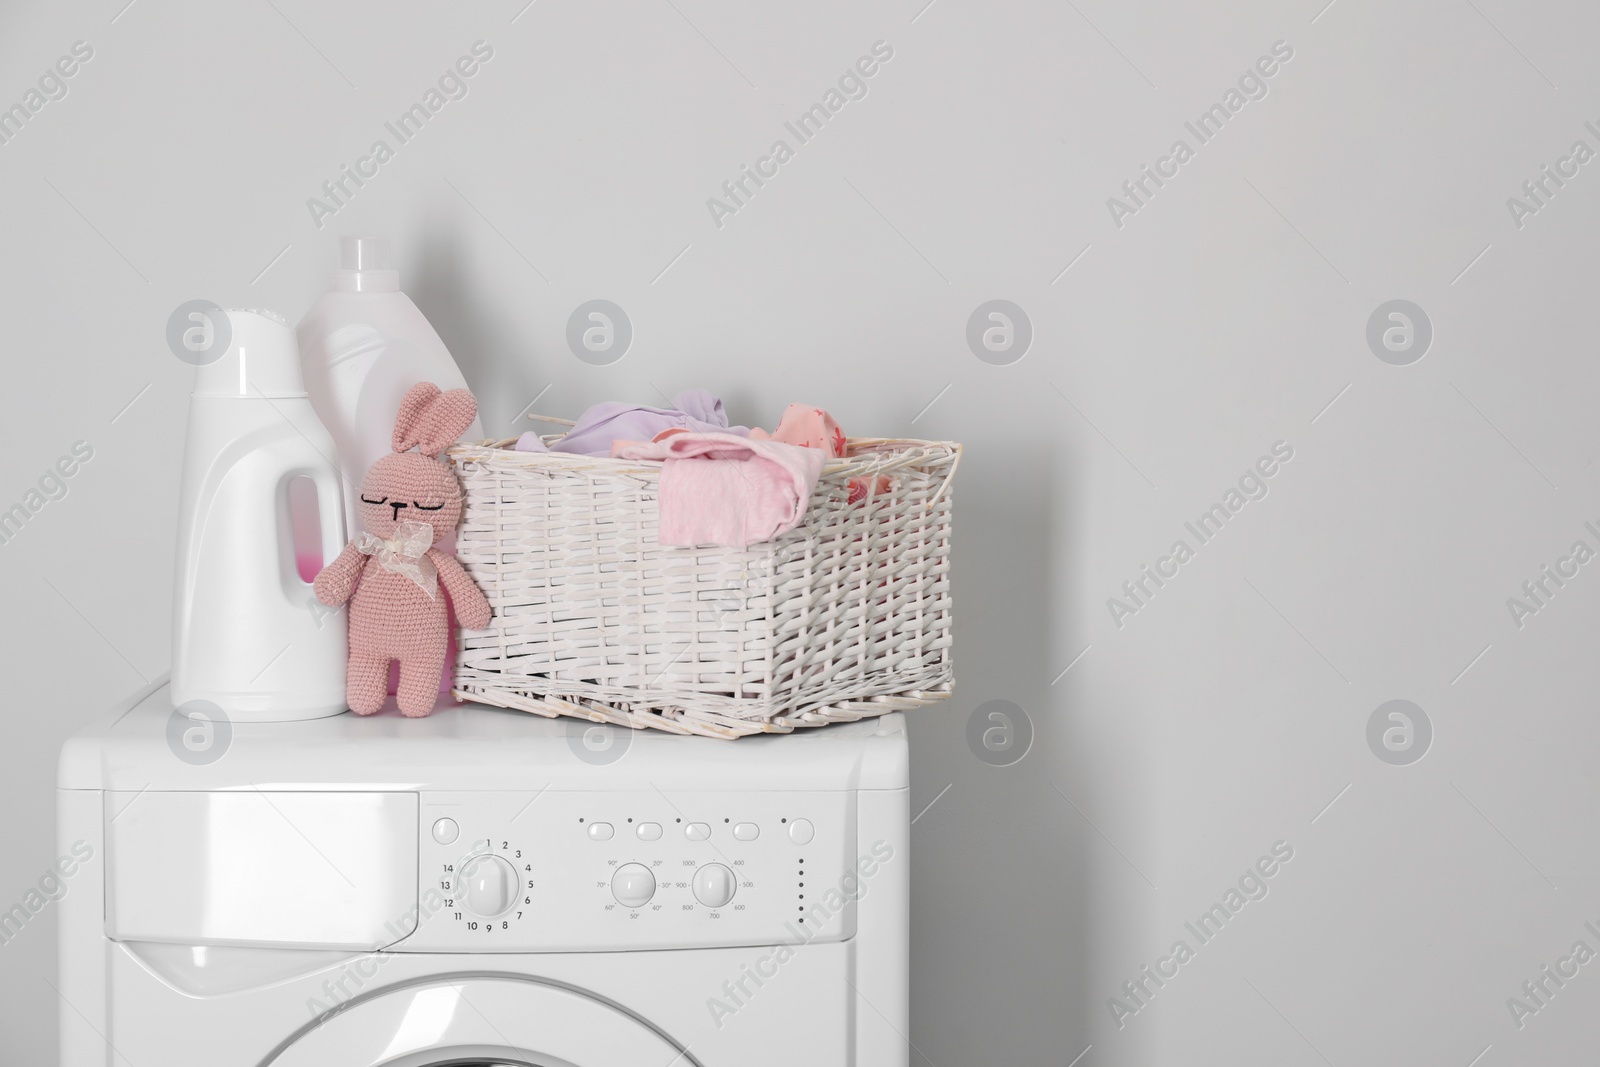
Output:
[458,854,519,918]
[611,863,656,909]
[693,863,737,908]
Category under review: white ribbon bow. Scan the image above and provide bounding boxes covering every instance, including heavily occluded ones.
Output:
[356,520,438,599]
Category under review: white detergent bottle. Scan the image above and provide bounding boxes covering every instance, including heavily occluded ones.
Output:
[171,309,349,721]
[297,236,484,538]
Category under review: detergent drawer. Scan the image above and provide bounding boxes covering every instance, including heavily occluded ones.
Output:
[104,791,417,950]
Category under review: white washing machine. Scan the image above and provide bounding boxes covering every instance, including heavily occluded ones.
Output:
[57,680,909,1066]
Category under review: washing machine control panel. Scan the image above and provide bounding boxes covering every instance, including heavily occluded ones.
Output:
[401,790,856,952]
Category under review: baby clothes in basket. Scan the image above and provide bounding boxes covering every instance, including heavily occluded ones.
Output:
[514,389,748,456]
[611,432,824,548]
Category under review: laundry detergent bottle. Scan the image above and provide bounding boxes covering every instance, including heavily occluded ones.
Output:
[171,309,349,721]
[297,236,484,538]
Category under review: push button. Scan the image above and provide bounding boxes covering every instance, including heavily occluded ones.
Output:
[733,822,759,841]
[431,818,459,845]
[637,822,662,841]
[788,819,814,845]
[587,822,614,841]
[684,822,711,841]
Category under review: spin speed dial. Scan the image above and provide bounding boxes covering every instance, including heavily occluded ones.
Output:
[692,863,736,908]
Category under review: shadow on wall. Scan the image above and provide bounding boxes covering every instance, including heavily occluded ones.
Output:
[410,217,807,444]
[909,437,1104,1063]
[411,208,545,440]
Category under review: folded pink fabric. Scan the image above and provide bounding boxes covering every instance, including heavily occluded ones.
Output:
[612,432,825,548]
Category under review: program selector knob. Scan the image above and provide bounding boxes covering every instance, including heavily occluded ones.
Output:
[693,863,737,908]
[611,863,656,909]
[459,854,519,918]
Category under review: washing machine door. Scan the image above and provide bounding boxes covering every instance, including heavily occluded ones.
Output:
[262,975,700,1067]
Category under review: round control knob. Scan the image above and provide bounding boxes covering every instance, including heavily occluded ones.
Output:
[458,854,519,918]
[693,863,737,908]
[611,863,656,909]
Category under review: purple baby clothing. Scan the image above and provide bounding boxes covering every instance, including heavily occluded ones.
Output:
[515,389,748,456]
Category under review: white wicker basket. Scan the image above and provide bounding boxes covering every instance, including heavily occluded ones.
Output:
[448,437,959,738]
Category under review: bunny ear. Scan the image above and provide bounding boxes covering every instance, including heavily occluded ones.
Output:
[393,385,478,456]
[392,382,444,454]
[416,388,478,455]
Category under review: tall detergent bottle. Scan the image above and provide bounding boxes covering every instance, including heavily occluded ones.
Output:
[171,309,349,721]
[298,236,483,537]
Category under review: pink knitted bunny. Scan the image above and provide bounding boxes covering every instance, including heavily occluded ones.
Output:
[314,383,491,717]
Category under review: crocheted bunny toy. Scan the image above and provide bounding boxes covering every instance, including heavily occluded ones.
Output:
[314,382,491,717]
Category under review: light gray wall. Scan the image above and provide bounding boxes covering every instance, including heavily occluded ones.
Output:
[2,0,1596,1063]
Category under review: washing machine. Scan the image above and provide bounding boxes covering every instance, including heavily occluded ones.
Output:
[57,679,909,1066]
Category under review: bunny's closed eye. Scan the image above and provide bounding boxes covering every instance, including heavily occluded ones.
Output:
[412,501,446,511]
[360,494,389,505]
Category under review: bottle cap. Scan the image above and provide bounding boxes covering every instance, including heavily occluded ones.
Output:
[335,236,400,292]
[341,236,390,271]
[194,309,307,398]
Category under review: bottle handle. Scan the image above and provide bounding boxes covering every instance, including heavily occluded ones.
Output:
[278,465,348,599]
[313,465,348,577]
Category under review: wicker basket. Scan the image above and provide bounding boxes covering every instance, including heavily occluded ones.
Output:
[448,437,959,738]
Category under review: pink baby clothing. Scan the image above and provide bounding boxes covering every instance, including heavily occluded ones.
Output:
[750,404,847,456]
[612,432,825,548]
[752,403,889,503]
